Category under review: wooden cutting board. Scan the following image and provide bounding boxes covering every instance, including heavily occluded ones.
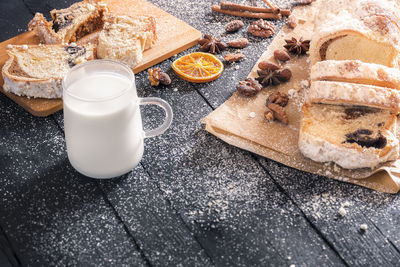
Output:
[0,0,201,117]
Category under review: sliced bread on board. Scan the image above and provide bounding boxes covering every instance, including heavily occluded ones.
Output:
[28,0,108,44]
[97,15,157,67]
[2,44,96,99]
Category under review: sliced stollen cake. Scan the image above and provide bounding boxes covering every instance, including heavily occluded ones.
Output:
[305,81,400,112]
[309,0,400,67]
[2,44,96,98]
[299,104,399,169]
[97,15,157,67]
[310,60,400,89]
[28,0,108,44]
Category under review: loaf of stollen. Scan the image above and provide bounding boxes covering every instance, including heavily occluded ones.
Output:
[299,0,400,169]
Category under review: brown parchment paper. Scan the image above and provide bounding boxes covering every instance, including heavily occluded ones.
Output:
[202,3,400,194]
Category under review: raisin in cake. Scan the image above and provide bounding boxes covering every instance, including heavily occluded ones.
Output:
[2,44,96,98]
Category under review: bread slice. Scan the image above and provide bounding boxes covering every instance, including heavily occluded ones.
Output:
[311,60,400,89]
[2,44,96,98]
[305,81,400,112]
[299,103,399,169]
[97,15,157,67]
[28,0,107,44]
[310,0,400,67]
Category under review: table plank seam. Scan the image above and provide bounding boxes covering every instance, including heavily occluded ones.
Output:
[138,162,216,266]
[96,183,153,267]
[369,219,400,255]
[51,114,65,137]
[254,156,349,265]
[0,223,21,267]
[20,0,36,16]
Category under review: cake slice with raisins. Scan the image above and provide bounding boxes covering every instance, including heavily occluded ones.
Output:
[299,104,399,169]
[28,0,108,44]
[2,44,96,99]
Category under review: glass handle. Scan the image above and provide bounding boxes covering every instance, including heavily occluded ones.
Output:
[139,97,173,138]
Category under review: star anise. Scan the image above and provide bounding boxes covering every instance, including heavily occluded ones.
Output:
[284,37,310,55]
[256,70,280,86]
[198,34,226,54]
[256,69,292,87]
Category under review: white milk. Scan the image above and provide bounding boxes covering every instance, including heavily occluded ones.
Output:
[64,73,144,178]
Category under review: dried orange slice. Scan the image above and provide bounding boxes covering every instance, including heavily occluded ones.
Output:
[172,52,224,83]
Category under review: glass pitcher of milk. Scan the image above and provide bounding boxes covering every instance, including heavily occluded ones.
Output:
[62,60,173,179]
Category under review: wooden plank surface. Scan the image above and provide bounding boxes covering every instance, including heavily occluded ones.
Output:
[2,0,400,266]
[0,0,201,117]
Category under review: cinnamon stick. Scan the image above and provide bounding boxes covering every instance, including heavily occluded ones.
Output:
[280,9,291,16]
[220,1,278,14]
[262,0,280,13]
[212,5,282,19]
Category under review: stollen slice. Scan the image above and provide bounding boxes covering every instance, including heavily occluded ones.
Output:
[305,81,400,112]
[97,14,157,68]
[28,0,108,44]
[2,44,96,99]
[299,103,399,169]
[310,60,400,89]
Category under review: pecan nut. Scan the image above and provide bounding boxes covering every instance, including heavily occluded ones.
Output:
[148,68,171,86]
[227,38,249,48]
[237,78,262,96]
[248,19,275,38]
[225,20,244,33]
[266,92,289,107]
[268,103,289,124]
[225,53,245,63]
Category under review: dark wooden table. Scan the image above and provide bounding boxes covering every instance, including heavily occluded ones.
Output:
[1,0,400,266]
